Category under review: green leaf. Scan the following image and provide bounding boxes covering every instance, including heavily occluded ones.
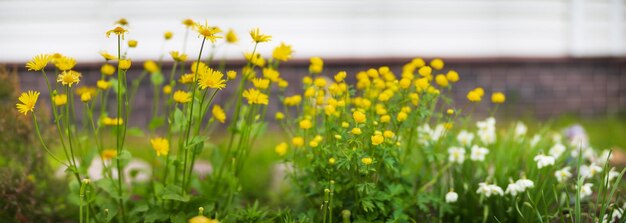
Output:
[171,108,185,133]
[109,78,126,95]
[149,117,165,131]
[117,150,132,163]
[161,185,190,202]
[95,178,129,200]
[127,127,145,137]
[150,72,164,86]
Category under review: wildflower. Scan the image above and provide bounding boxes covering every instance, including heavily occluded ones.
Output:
[173,91,192,104]
[477,182,504,197]
[399,78,411,89]
[371,134,384,146]
[163,85,172,94]
[118,59,132,70]
[549,143,566,157]
[314,77,327,88]
[249,27,271,43]
[430,58,444,70]
[198,68,226,90]
[16,91,39,115]
[278,79,288,88]
[476,117,496,144]
[446,70,459,82]
[299,119,312,130]
[97,80,111,90]
[180,74,195,84]
[492,92,505,104]
[80,92,92,102]
[456,130,474,146]
[328,158,336,165]
[418,66,432,77]
[554,167,572,183]
[467,89,482,102]
[516,179,534,190]
[252,78,270,90]
[397,111,408,122]
[53,94,67,106]
[505,182,524,196]
[292,137,304,147]
[102,117,124,126]
[435,74,448,87]
[580,164,602,179]
[170,51,188,62]
[101,149,117,160]
[361,157,373,165]
[445,191,458,203]
[309,57,323,74]
[383,130,394,138]
[284,95,302,106]
[309,141,319,147]
[578,183,593,198]
[608,168,620,182]
[101,64,116,76]
[57,70,81,87]
[334,71,347,82]
[227,70,237,80]
[272,42,293,62]
[106,26,128,39]
[128,39,138,48]
[26,54,51,71]
[164,31,173,40]
[448,147,465,164]
[195,22,222,43]
[182,18,196,28]
[212,105,226,123]
[470,145,489,161]
[353,111,366,123]
[99,51,117,61]
[115,18,129,26]
[351,128,362,135]
[150,137,169,156]
[242,88,269,105]
[188,215,219,223]
[275,142,288,156]
[514,122,527,137]
[225,29,238,43]
[55,56,77,71]
[275,112,284,120]
[534,154,555,169]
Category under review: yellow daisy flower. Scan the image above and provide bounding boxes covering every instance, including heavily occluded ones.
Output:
[53,94,67,106]
[212,105,226,123]
[272,42,293,62]
[182,18,196,28]
[54,56,77,71]
[250,28,271,43]
[128,39,138,48]
[99,51,117,61]
[226,29,238,44]
[150,137,169,156]
[101,149,117,160]
[57,70,81,87]
[101,64,116,76]
[242,88,268,105]
[25,54,51,71]
[173,90,192,104]
[16,91,39,115]
[198,68,226,90]
[169,51,188,62]
[194,21,222,43]
[118,59,132,70]
[97,80,111,90]
[106,26,128,39]
[252,78,270,90]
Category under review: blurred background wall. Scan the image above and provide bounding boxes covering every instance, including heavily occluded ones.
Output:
[2,0,626,121]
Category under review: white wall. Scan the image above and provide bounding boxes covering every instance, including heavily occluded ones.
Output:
[0,0,624,63]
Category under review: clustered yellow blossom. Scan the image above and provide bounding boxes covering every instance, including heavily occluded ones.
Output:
[272,42,293,62]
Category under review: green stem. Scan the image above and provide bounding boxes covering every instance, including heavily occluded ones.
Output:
[114,34,127,222]
[32,115,68,166]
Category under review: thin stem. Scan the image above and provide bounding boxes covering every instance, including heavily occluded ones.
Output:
[32,115,68,167]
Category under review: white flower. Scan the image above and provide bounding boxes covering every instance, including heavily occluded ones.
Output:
[477,182,504,197]
[608,168,620,182]
[534,154,555,169]
[432,124,446,141]
[530,134,541,147]
[505,182,524,196]
[555,167,572,183]
[580,164,602,179]
[470,145,489,161]
[552,133,562,143]
[578,183,593,198]
[445,191,458,203]
[571,147,596,161]
[549,143,566,158]
[476,117,496,145]
[601,206,623,223]
[596,150,612,165]
[457,130,474,147]
[418,124,446,144]
[448,147,466,164]
[514,122,527,137]
[515,179,535,190]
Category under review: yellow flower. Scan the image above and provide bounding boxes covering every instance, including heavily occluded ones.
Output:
[188,215,220,223]
[353,111,366,123]
[303,76,313,85]
[164,31,173,40]
[334,71,347,82]
[198,68,226,90]
[341,122,349,128]
[380,115,391,123]
[446,70,459,82]
[244,52,266,67]
[492,92,506,104]
[80,92,92,102]
[226,29,238,44]
[179,74,195,84]
[150,137,169,157]
[299,119,312,130]
[284,95,302,106]
[397,112,408,122]
[115,18,129,26]
[314,78,327,88]
[106,26,128,39]
[435,74,449,87]
[102,117,124,126]
[173,91,192,104]
[242,88,269,105]
[99,51,117,61]
[118,59,132,70]
[101,64,116,76]
[371,134,384,145]
[195,21,222,43]
[351,128,362,135]
[25,54,51,71]
[275,143,288,156]
[16,91,39,115]
[309,141,319,147]
[182,18,196,28]
[249,27,271,43]
[447,109,454,115]
[309,57,323,74]
[170,51,188,62]
[430,58,444,70]
[474,87,485,97]
[275,112,285,120]
[143,61,159,73]
[328,157,336,165]
[278,79,288,88]
[292,137,304,147]
[53,94,67,106]
[227,70,237,80]
[57,70,81,87]
[467,89,482,102]
[262,68,280,82]
[128,39,138,48]
[163,85,172,94]
[212,105,226,123]
[101,149,117,160]
[361,157,373,165]
[418,66,432,77]
[252,78,270,90]
[55,56,77,71]
[383,130,394,138]
[272,42,293,62]
[97,80,111,90]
